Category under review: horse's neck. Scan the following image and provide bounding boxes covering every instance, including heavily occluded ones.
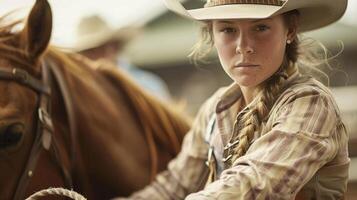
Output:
[49,55,152,198]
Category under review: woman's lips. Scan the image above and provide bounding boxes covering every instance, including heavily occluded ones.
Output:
[234,63,260,68]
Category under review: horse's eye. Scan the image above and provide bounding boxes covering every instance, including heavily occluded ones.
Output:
[0,123,24,149]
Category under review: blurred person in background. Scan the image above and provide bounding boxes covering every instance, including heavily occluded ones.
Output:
[74,15,172,101]
[114,0,350,199]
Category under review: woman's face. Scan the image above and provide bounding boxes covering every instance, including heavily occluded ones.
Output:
[212,15,290,88]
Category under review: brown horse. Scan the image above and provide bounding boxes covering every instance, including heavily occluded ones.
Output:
[0,0,190,199]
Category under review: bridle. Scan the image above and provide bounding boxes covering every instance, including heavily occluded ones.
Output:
[0,60,74,200]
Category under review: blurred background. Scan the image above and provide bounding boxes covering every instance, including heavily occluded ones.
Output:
[1,0,356,198]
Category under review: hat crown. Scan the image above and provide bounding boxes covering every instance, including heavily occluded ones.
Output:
[73,15,138,51]
[77,15,113,36]
[205,0,286,7]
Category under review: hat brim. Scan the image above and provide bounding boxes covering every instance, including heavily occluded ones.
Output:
[163,0,347,32]
[73,26,140,52]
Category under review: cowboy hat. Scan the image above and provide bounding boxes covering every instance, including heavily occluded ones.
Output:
[73,15,139,51]
[163,0,348,32]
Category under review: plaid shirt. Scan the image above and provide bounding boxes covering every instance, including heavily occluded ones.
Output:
[126,72,350,200]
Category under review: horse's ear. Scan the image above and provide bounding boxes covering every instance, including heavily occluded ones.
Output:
[21,0,52,60]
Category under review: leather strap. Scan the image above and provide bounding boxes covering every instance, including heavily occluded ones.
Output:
[11,61,53,200]
[0,67,50,95]
[47,59,78,182]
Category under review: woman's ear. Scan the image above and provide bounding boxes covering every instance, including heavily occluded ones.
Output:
[286,15,298,42]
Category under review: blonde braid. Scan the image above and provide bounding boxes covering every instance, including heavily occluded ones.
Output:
[231,109,258,159]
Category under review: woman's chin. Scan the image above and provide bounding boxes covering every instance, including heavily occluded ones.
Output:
[234,77,261,88]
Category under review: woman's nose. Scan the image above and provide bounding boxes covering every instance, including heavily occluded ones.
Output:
[235,34,254,55]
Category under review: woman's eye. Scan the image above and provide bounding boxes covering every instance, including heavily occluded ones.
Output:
[255,25,270,32]
[221,27,236,33]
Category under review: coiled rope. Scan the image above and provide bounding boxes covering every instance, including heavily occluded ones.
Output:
[26,187,86,200]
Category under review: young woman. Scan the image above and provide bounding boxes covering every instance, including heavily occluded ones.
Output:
[115,0,349,199]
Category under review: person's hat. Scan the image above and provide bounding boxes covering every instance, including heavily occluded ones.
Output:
[163,0,347,32]
[73,15,139,51]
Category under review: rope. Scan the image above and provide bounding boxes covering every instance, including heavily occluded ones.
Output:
[25,187,87,200]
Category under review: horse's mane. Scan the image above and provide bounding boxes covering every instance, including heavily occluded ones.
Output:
[0,15,191,178]
[51,49,192,178]
[48,47,191,164]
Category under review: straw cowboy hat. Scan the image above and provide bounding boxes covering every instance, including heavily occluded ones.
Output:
[73,15,139,51]
[163,0,348,32]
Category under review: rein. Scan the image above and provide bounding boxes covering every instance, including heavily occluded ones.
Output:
[0,60,74,200]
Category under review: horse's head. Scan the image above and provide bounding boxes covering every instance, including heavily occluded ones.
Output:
[0,0,56,199]
[0,1,191,199]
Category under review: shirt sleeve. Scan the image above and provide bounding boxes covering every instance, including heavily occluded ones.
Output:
[185,90,341,199]
[121,92,219,200]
